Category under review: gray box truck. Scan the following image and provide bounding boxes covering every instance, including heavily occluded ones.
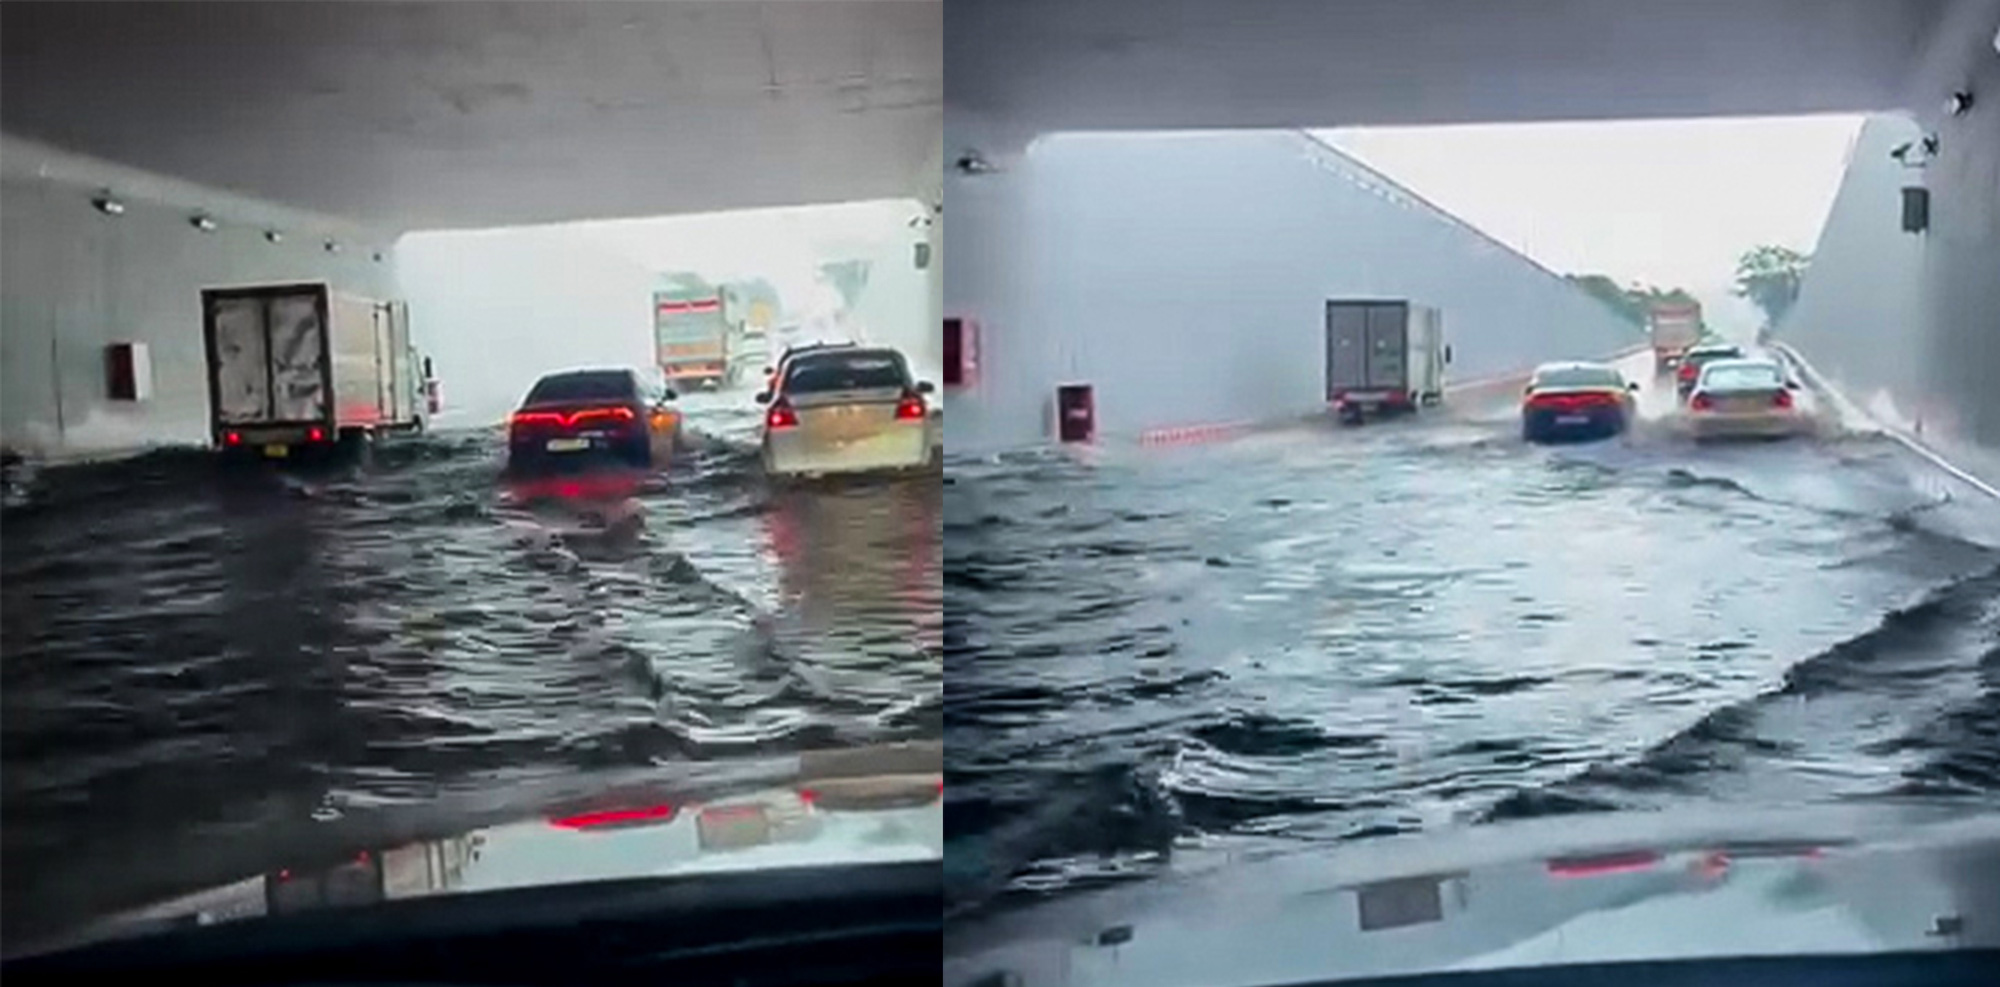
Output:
[202,282,431,459]
[1325,299,1448,425]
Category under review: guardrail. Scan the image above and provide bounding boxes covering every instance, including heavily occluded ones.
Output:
[1770,343,1999,502]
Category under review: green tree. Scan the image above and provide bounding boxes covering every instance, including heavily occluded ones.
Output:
[1732,245,1810,329]
[1565,275,1704,329]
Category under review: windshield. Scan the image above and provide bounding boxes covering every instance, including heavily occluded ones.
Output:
[783,352,910,394]
[934,7,2000,983]
[1531,366,1621,389]
[0,1,942,964]
[524,370,635,404]
[1700,363,1785,391]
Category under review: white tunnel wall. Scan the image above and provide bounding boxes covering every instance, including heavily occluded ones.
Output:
[0,137,400,458]
[1787,41,2000,451]
[943,128,1640,454]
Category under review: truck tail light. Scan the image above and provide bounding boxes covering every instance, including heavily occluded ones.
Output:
[895,391,926,421]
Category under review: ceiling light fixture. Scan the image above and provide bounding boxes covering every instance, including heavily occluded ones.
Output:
[190,214,218,232]
[265,230,284,244]
[324,240,341,253]
[92,193,126,216]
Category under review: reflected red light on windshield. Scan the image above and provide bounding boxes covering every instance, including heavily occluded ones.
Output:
[549,804,676,829]
[1546,850,1660,877]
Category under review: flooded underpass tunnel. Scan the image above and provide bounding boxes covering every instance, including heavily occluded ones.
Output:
[0,0,944,952]
[2,398,941,941]
[944,386,2000,913]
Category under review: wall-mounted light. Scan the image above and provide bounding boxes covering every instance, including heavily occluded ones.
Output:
[265,230,284,244]
[190,214,218,232]
[324,240,341,254]
[1945,91,1974,117]
[92,193,126,216]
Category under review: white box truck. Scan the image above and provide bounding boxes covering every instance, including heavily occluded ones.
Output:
[202,282,432,460]
[1325,299,1449,424]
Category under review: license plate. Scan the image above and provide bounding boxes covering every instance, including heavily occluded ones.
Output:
[262,444,289,458]
[1555,415,1591,425]
[545,438,590,452]
[696,804,771,851]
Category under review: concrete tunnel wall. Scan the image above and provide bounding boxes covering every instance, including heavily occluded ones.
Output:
[942,127,1641,453]
[1786,39,2000,453]
[1,136,401,458]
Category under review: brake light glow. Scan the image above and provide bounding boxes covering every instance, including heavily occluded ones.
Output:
[895,392,927,421]
[1527,392,1616,411]
[224,431,242,446]
[549,804,676,829]
[1690,393,1714,411]
[308,427,325,442]
[1678,362,1699,380]
[1547,850,1661,878]
[510,407,636,429]
[766,400,799,430]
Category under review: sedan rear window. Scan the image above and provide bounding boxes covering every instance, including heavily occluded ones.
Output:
[783,352,909,394]
[526,371,635,404]
[1532,366,1621,389]
[1701,364,1784,391]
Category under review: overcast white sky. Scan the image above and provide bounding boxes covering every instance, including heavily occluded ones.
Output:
[535,197,922,307]
[1318,115,1863,330]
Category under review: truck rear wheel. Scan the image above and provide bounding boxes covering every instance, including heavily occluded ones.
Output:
[336,427,375,467]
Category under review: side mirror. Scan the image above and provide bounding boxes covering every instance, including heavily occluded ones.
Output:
[663,388,678,401]
[915,380,936,394]
[1627,382,1641,392]
[754,391,771,404]
[762,367,774,376]
[1786,380,1801,391]
[1523,385,1535,396]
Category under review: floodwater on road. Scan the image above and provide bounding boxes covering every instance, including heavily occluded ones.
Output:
[943,377,2000,914]
[0,390,941,944]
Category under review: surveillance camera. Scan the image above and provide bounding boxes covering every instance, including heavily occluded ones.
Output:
[954,150,994,175]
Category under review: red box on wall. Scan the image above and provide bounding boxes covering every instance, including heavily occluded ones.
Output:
[944,317,978,388]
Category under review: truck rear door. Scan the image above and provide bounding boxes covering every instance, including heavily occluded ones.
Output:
[204,285,330,433]
[1363,302,1409,391]
[1326,302,1368,397]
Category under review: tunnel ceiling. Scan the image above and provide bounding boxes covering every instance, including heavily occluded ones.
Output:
[0,1,940,231]
[948,0,1955,134]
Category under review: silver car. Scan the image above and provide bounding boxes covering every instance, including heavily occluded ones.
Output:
[1681,358,1809,440]
[757,346,934,478]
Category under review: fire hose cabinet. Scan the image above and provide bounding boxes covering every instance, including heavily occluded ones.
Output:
[944,317,979,388]
[105,342,153,401]
[1056,383,1095,443]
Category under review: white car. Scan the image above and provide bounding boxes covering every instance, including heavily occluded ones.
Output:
[757,346,934,479]
[1680,358,1810,440]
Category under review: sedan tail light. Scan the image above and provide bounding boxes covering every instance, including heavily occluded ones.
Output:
[511,406,636,431]
[1773,389,1794,409]
[895,391,927,421]
[766,399,799,430]
[1690,393,1714,411]
[1678,362,1699,381]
